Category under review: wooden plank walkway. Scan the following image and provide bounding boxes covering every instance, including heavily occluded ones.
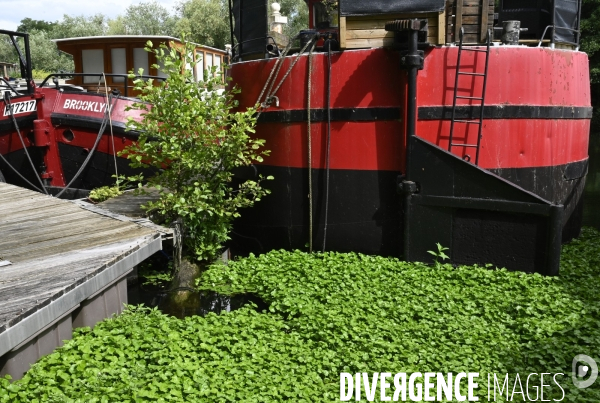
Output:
[97,188,161,218]
[0,183,163,373]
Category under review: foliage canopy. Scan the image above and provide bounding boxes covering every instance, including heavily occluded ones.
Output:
[121,39,271,262]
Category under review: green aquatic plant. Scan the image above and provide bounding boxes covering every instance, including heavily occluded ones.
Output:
[2,228,599,402]
[427,242,450,267]
[88,185,123,203]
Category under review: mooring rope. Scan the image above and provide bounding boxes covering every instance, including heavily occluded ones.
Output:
[0,145,44,192]
[171,217,183,272]
[55,93,117,198]
[102,73,119,187]
[255,38,295,110]
[322,45,332,252]
[307,38,317,253]
[256,34,320,115]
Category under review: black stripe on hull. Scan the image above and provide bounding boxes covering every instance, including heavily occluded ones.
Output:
[419,105,593,120]
[58,142,151,191]
[51,114,140,138]
[255,105,593,124]
[490,158,588,242]
[0,115,36,134]
[231,166,403,257]
[0,148,43,191]
[231,162,587,258]
[257,107,401,123]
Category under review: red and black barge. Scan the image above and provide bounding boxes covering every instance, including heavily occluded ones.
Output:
[0,32,227,198]
[227,0,591,274]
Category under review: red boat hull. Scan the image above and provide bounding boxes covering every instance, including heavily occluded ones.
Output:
[229,46,591,263]
[0,89,146,195]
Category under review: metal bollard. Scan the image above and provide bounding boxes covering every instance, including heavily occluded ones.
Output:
[502,20,521,45]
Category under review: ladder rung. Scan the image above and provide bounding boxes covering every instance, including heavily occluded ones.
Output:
[456,96,483,100]
[462,48,488,53]
[454,120,481,124]
[450,143,478,148]
[457,72,485,76]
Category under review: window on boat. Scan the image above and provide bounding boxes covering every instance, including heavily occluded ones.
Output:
[110,48,126,83]
[81,49,104,84]
[313,2,329,29]
[185,59,193,77]
[133,47,150,80]
[195,51,204,82]
[205,53,213,79]
[157,58,167,79]
[214,55,221,73]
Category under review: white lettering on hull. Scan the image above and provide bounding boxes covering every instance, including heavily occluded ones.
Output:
[63,99,108,113]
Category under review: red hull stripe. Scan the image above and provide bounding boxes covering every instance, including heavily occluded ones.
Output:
[418,118,590,168]
[0,118,35,154]
[232,47,591,110]
[256,117,589,170]
[232,47,591,172]
[259,121,405,171]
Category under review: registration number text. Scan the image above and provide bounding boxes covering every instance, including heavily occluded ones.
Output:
[3,100,37,116]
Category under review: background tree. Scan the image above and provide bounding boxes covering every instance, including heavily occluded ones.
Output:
[118,1,177,36]
[580,0,600,124]
[50,14,108,38]
[0,38,16,68]
[176,0,231,49]
[16,18,56,34]
[28,30,74,72]
[107,16,128,36]
[278,0,309,39]
[0,26,73,77]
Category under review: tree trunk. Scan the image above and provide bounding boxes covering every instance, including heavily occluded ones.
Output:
[161,256,206,318]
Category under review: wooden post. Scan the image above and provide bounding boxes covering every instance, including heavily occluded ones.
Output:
[480,0,489,43]
[438,11,446,44]
[340,16,347,49]
[454,0,463,42]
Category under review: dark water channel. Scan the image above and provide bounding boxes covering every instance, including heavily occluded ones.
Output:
[127,253,268,319]
[128,276,268,318]
[128,280,266,319]
[583,131,600,230]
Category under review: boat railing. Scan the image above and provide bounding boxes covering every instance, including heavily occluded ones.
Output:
[0,77,22,95]
[231,36,281,62]
[538,25,581,49]
[40,73,167,98]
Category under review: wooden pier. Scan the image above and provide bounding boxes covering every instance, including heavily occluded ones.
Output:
[0,183,166,380]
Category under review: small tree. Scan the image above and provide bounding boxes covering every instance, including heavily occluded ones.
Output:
[122,38,271,262]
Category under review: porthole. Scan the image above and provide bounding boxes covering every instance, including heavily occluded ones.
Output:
[62,129,75,142]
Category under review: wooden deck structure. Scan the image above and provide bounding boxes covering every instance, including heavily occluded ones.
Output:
[0,183,165,380]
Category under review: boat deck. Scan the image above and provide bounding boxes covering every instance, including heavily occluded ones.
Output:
[0,182,164,380]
